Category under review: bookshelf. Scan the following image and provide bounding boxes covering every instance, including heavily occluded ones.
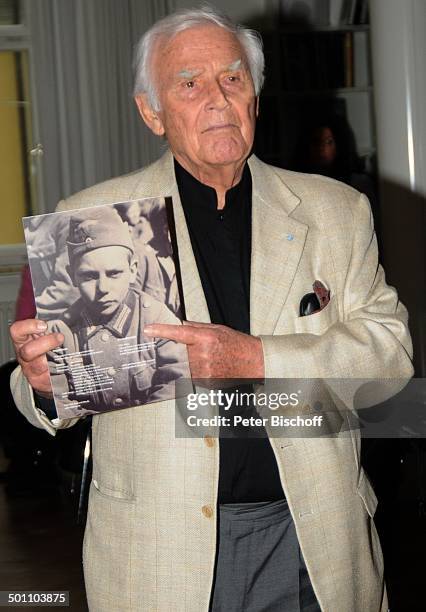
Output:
[255,20,376,174]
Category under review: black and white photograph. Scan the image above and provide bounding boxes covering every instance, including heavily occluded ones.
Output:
[23,198,190,419]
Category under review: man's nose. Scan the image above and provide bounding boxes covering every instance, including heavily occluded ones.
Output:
[205,79,230,111]
[97,274,109,295]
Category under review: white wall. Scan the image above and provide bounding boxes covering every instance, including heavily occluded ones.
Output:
[370,0,426,196]
[369,0,426,375]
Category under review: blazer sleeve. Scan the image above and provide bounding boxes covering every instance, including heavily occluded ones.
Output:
[259,193,414,383]
[10,365,81,436]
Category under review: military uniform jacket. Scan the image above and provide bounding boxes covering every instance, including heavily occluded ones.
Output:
[11,151,414,612]
[47,289,189,416]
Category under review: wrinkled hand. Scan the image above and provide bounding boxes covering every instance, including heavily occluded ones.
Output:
[144,321,264,380]
[10,319,64,397]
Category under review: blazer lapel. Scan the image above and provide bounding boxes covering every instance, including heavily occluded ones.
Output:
[168,182,211,323]
[248,156,308,336]
[130,151,210,324]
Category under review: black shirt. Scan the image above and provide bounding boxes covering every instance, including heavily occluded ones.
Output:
[175,159,285,503]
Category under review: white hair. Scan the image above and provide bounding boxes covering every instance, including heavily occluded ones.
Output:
[133,5,265,111]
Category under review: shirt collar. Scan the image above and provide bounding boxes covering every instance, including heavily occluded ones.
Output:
[83,289,137,339]
[174,158,252,214]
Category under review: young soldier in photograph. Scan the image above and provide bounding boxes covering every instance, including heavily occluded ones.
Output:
[47,206,189,415]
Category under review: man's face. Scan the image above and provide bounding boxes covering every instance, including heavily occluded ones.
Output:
[136,25,258,172]
[72,246,137,320]
[310,127,337,168]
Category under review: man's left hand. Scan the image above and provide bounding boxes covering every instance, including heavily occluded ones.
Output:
[144,321,264,379]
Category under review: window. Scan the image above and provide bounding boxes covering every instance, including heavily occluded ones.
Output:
[0,0,39,267]
[0,49,33,245]
[0,0,21,25]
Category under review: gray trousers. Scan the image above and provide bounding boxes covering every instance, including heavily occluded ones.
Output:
[211,499,321,612]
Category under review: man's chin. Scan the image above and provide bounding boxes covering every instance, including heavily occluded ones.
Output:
[205,146,248,167]
[199,133,250,165]
[90,303,119,320]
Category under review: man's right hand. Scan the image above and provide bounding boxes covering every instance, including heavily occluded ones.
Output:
[10,319,64,397]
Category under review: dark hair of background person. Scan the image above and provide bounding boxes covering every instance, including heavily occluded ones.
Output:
[294,111,364,181]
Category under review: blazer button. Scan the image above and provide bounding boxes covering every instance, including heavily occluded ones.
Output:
[204,435,215,448]
[101,332,110,342]
[202,505,213,518]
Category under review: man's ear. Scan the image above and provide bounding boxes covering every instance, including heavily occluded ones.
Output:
[134,94,165,137]
[129,256,138,283]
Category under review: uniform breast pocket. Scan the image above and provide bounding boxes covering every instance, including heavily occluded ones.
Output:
[132,363,156,394]
[294,297,339,335]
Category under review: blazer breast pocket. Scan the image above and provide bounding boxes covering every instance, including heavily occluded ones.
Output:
[294,297,339,335]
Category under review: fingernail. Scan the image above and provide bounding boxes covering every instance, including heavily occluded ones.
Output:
[144,326,154,336]
[56,333,64,343]
[36,320,47,331]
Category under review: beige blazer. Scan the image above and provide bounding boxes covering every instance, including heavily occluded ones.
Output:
[11,151,413,611]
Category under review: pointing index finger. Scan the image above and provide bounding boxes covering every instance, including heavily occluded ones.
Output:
[144,323,199,344]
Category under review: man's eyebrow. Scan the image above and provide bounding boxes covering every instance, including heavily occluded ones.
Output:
[76,268,97,274]
[176,60,243,79]
[177,69,200,79]
[227,59,242,71]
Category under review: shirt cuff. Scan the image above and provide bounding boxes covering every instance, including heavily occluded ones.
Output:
[34,393,58,420]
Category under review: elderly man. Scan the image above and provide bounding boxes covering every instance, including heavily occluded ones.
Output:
[10,7,412,612]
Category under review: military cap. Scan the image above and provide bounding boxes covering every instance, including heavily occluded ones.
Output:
[67,206,134,263]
